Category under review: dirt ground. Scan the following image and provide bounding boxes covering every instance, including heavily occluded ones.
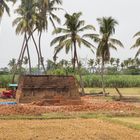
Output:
[0,119,140,140]
[0,96,138,115]
[0,96,140,139]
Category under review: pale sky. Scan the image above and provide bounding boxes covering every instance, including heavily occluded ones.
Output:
[0,0,140,67]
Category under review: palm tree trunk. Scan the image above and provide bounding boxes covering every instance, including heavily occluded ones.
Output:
[101,59,106,95]
[12,35,26,83]
[74,41,85,95]
[25,33,32,74]
[12,29,37,83]
[31,33,40,74]
[39,31,46,73]
[73,42,77,70]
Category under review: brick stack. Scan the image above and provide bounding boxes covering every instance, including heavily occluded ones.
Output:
[16,75,81,105]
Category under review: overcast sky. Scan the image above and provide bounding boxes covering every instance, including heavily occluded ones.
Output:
[0,0,140,68]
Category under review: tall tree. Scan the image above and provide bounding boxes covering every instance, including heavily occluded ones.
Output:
[51,12,95,94]
[84,17,124,95]
[35,0,62,72]
[12,0,38,82]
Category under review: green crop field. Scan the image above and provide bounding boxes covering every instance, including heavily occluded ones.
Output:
[0,74,140,88]
[77,75,140,88]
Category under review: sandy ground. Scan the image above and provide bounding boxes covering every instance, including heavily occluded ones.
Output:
[0,119,140,140]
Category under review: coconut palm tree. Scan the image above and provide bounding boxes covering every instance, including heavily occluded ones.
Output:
[35,0,62,72]
[51,12,96,94]
[8,58,16,73]
[51,12,95,69]
[13,0,38,72]
[131,32,140,58]
[84,17,124,95]
[12,0,39,83]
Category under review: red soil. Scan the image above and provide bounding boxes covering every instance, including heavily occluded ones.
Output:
[0,96,138,115]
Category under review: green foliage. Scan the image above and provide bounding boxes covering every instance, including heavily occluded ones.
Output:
[77,75,140,88]
[122,68,140,75]
[47,68,66,75]
[0,75,14,88]
[0,74,19,88]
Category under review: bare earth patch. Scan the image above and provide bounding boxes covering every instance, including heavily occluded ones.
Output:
[0,119,140,140]
[0,96,139,115]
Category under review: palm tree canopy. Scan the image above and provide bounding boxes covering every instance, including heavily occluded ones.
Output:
[131,31,140,58]
[36,0,62,32]
[97,17,118,36]
[51,12,96,60]
[84,17,123,62]
[13,0,37,35]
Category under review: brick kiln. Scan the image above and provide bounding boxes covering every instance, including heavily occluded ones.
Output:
[16,75,81,105]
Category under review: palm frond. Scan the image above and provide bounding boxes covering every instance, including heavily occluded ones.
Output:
[50,34,71,46]
[3,1,10,16]
[75,35,82,47]
[50,12,61,24]
[78,25,95,32]
[51,0,62,5]
[108,43,117,50]
[83,34,100,43]
[109,38,124,47]
[135,48,140,58]
[133,31,140,38]
[76,20,85,29]
[52,28,70,34]
[81,38,96,53]
[131,38,140,48]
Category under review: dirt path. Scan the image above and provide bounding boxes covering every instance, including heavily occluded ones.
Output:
[0,119,140,140]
